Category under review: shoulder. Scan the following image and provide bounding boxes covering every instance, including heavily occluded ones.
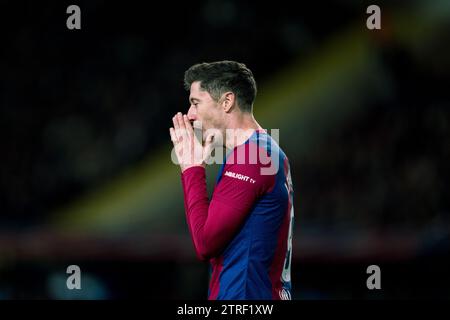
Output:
[221,139,277,194]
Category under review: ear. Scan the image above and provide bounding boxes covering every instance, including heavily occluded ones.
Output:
[221,92,235,113]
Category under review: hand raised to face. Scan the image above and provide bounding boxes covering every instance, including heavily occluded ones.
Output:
[170,112,215,172]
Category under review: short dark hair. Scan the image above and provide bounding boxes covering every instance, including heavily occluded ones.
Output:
[184,60,257,113]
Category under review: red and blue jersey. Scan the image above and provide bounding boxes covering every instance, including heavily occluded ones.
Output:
[181,130,294,300]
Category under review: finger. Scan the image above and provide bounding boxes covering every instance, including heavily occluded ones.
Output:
[204,132,216,147]
[183,115,194,135]
[202,132,216,163]
[173,112,186,142]
[176,113,189,141]
[172,114,180,131]
[206,132,215,143]
[169,127,178,143]
[176,112,186,131]
[172,114,182,141]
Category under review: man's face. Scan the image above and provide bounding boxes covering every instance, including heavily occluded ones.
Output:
[187,81,224,134]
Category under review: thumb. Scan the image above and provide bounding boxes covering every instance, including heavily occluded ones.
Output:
[205,132,215,144]
[202,132,216,163]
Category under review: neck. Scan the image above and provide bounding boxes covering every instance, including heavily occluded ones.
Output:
[224,112,263,150]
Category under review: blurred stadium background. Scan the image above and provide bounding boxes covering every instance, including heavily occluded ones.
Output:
[0,0,449,299]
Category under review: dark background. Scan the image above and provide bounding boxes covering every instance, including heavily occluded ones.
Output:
[0,0,449,299]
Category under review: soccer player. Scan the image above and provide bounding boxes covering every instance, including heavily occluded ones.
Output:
[169,61,294,300]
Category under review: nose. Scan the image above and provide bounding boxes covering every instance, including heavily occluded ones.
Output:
[187,105,197,121]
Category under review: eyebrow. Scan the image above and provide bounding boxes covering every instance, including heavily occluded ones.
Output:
[189,97,200,103]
